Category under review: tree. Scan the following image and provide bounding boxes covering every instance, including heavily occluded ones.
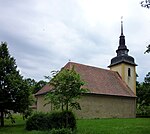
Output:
[141,0,150,8]
[25,78,47,94]
[33,80,47,94]
[45,67,87,111]
[143,72,150,107]
[0,42,32,127]
[136,72,150,115]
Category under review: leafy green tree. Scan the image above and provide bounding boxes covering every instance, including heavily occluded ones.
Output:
[136,72,150,115]
[34,80,47,94]
[45,67,87,111]
[25,78,47,94]
[0,42,32,127]
[143,72,150,106]
[25,78,36,88]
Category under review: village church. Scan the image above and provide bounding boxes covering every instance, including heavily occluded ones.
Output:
[35,21,137,118]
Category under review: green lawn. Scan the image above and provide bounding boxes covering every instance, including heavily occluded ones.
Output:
[0,115,150,134]
[77,118,150,134]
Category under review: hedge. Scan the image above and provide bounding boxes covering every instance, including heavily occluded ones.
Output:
[26,111,76,131]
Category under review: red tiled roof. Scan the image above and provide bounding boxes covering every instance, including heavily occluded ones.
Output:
[35,62,136,97]
[35,84,53,95]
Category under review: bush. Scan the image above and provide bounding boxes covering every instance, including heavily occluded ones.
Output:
[49,112,63,129]
[49,111,76,130]
[50,128,73,134]
[26,111,76,131]
[137,105,150,117]
[26,112,51,130]
[61,111,76,130]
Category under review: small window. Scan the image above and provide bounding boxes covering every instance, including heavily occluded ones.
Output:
[128,68,131,77]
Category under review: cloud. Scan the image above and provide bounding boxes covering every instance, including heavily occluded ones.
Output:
[0,0,149,82]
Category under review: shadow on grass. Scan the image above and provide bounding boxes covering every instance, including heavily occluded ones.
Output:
[4,123,25,127]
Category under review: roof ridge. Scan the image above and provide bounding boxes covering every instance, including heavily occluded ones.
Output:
[66,61,116,73]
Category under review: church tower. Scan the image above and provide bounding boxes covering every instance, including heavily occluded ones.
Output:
[108,20,137,95]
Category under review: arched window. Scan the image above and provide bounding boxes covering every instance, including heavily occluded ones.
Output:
[128,68,131,77]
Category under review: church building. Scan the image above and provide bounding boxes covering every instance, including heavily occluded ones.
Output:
[35,21,137,118]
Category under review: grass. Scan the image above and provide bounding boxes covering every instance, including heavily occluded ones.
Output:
[77,118,150,134]
[0,115,45,134]
[0,115,150,134]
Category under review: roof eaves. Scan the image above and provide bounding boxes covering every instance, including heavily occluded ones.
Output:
[83,92,136,98]
[108,60,137,67]
[35,91,49,96]
[35,91,136,98]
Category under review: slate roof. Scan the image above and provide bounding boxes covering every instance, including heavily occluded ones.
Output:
[35,62,136,98]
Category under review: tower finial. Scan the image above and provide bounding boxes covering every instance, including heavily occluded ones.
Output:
[116,17,129,56]
[121,16,123,35]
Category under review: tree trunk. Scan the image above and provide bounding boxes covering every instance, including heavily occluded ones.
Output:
[65,111,68,128]
[61,102,64,111]
[66,102,68,111]
[0,110,4,127]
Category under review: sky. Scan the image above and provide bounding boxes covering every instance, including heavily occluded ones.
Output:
[0,0,150,82]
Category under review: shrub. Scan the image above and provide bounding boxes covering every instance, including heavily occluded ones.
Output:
[60,111,76,130]
[49,128,73,134]
[137,105,150,116]
[26,111,76,131]
[48,111,76,130]
[26,112,51,130]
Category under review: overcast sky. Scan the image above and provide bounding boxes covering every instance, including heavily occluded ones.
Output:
[0,0,150,82]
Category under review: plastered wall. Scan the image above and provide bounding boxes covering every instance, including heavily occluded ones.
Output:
[36,94,136,119]
[110,63,136,94]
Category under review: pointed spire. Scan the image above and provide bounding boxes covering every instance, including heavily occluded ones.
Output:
[121,16,123,35]
[116,18,129,56]
[108,18,137,68]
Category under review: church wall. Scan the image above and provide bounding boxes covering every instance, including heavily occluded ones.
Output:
[110,64,124,79]
[74,94,136,119]
[36,94,53,112]
[36,94,136,118]
[123,64,136,94]
[110,63,136,95]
